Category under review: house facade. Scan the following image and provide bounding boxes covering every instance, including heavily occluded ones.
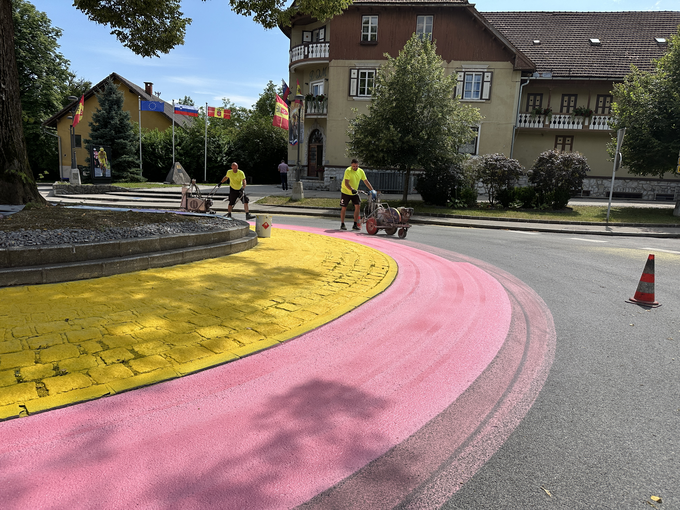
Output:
[282,2,680,199]
[43,73,189,180]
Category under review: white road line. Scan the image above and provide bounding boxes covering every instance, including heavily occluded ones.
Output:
[569,237,608,243]
[507,230,540,235]
[641,248,680,255]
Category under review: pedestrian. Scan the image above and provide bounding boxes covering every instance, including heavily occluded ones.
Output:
[278,160,289,190]
[218,162,255,220]
[340,158,375,231]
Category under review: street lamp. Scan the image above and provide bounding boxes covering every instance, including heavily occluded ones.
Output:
[67,95,78,182]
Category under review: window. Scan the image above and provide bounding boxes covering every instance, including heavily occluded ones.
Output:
[560,94,577,113]
[303,27,326,43]
[459,126,480,155]
[349,69,376,97]
[595,94,612,115]
[310,80,324,96]
[74,135,82,148]
[555,135,573,152]
[416,15,433,40]
[526,93,543,112]
[361,16,378,42]
[456,71,493,100]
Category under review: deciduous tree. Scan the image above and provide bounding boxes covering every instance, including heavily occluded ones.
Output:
[347,35,482,201]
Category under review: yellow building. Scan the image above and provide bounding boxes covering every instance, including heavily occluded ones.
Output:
[43,73,192,180]
[281,2,680,199]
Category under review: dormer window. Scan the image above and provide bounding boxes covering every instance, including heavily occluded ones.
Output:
[589,38,601,46]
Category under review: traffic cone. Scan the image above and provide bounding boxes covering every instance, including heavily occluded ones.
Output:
[626,254,661,307]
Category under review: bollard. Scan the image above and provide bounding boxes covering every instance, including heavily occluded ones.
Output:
[255,214,272,238]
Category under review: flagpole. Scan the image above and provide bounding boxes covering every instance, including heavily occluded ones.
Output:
[204,102,208,183]
[138,96,143,175]
[172,100,175,167]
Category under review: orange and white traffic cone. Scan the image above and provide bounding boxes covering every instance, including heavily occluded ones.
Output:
[626,254,661,307]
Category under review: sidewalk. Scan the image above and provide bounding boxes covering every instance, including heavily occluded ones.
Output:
[41,184,680,238]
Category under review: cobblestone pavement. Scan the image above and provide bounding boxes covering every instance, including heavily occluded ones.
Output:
[0,228,397,420]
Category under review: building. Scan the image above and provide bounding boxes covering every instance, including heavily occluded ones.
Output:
[43,73,191,180]
[281,1,680,198]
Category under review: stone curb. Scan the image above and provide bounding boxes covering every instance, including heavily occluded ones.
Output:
[0,224,257,287]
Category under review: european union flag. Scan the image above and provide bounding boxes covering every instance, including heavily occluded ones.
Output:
[141,101,164,112]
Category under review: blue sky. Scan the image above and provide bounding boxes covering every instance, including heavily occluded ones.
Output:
[30,0,678,110]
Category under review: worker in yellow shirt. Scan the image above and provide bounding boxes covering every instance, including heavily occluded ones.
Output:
[219,162,255,220]
[340,158,375,230]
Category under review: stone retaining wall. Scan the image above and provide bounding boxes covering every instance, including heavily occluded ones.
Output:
[53,184,129,195]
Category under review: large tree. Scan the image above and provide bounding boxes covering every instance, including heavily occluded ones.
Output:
[347,35,482,201]
[1,0,352,205]
[611,27,680,178]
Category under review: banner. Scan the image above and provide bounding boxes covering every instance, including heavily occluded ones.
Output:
[289,99,304,146]
[207,106,231,119]
[141,100,164,112]
[174,103,199,117]
[72,95,85,127]
[272,95,289,130]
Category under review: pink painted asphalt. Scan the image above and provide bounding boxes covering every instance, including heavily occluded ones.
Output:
[0,226,555,509]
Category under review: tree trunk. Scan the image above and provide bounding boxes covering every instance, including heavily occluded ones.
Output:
[402,167,411,203]
[0,0,45,206]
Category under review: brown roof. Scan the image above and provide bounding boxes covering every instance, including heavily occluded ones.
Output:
[482,11,680,79]
[43,73,193,129]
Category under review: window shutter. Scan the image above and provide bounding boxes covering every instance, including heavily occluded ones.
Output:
[455,72,464,98]
[350,69,358,96]
[481,72,493,100]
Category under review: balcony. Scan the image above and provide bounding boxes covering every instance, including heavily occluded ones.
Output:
[517,113,612,130]
[305,96,327,117]
[290,42,330,69]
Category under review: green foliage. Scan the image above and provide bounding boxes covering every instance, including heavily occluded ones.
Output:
[476,153,523,206]
[512,186,537,209]
[528,149,590,209]
[611,27,680,177]
[85,79,140,181]
[229,114,288,184]
[415,165,460,206]
[347,34,482,200]
[229,0,353,29]
[177,96,195,106]
[253,80,281,118]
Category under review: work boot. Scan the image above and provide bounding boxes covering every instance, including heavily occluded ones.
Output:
[340,223,347,230]
[226,212,232,218]
[352,222,360,230]
[246,213,255,220]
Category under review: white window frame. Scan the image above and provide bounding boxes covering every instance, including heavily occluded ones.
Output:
[361,16,378,42]
[310,80,324,96]
[416,15,433,40]
[456,71,493,101]
[350,68,376,97]
[459,125,480,155]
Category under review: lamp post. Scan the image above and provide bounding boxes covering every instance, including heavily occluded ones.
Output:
[291,93,305,200]
[67,95,79,183]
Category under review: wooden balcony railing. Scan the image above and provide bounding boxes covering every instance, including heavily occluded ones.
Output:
[290,42,330,66]
[517,113,612,130]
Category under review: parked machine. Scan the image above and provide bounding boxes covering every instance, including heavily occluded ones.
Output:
[362,190,413,238]
[180,180,217,214]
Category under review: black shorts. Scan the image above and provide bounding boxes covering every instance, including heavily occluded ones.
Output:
[340,192,360,208]
[229,187,249,206]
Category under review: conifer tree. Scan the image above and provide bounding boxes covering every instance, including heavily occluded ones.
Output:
[85,79,142,182]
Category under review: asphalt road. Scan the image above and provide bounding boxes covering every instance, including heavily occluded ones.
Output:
[274,215,680,509]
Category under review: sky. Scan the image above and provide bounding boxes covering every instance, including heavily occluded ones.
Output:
[30,0,679,110]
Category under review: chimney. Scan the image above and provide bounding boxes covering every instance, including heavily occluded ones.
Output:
[144,82,153,96]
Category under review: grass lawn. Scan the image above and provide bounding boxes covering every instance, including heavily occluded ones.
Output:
[256,196,680,225]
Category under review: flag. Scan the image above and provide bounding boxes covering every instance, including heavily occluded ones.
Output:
[281,80,290,103]
[174,103,199,117]
[296,79,302,97]
[141,100,164,112]
[272,95,289,130]
[72,95,84,127]
[207,106,231,119]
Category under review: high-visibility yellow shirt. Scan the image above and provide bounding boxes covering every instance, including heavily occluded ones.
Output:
[341,166,366,195]
[226,169,246,190]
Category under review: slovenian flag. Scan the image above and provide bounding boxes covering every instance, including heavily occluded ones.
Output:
[174,103,199,117]
[272,95,289,130]
[281,80,290,103]
[207,106,231,119]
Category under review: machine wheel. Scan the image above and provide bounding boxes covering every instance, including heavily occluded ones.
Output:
[385,227,397,236]
[366,218,378,235]
[398,228,407,238]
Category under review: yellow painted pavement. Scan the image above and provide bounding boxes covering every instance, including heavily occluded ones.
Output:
[0,228,397,420]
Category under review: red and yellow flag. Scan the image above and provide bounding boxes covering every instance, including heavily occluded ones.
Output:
[207,106,231,119]
[72,95,85,127]
[272,94,289,130]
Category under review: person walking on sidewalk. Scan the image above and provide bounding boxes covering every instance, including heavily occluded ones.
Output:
[340,159,375,231]
[278,160,289,191]
[218,162,255,220]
